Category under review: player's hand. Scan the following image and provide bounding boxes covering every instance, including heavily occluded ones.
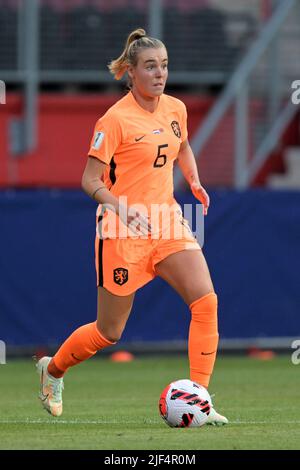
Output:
[127,206,152,236]
[119,205,152,236]
[190,182,210,216]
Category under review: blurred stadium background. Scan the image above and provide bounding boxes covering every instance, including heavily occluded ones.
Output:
[0,0,300,359]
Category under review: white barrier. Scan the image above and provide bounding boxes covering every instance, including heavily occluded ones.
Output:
[0,80,6,104]
[0,341,6,364]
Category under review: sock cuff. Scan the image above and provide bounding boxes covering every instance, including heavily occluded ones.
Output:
[92,322,116,347]
[189,292,217,310]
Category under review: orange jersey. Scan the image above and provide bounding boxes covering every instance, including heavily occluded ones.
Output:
[88,91,188,211]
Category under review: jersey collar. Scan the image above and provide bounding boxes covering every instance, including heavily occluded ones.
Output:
[128,90,163,116]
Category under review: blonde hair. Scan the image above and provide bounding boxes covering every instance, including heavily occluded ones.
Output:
[108,28,166,83]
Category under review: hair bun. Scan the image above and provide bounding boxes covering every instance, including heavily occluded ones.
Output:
[130,28,147,43]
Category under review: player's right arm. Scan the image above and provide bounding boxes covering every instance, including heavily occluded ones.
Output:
[83,115,151,233]
[81,155,119,209]
[81,156,150,234]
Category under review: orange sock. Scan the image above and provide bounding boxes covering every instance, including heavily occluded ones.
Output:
[47,321,115,378]
[188,292,219,389]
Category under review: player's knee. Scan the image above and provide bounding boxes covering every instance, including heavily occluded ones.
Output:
[104,332,122,343]
[96,323,123,343]
[188,288,216,309]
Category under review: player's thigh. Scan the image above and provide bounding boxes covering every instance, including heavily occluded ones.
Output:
[96,286,135,342]
[155,249,214,306]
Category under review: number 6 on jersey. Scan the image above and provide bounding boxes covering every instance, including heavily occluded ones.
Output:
[154,144,168,167]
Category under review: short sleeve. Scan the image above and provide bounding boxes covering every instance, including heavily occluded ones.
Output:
[180,102,188,142]
[88,113,122,165]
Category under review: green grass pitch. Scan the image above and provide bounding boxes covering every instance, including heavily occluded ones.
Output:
[0,355,299,450]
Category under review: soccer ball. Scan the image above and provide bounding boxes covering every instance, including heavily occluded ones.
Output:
[159,379,212,428]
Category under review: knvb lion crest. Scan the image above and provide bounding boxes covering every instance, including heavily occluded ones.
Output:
[113,267,128,285]
[171,120,181,138]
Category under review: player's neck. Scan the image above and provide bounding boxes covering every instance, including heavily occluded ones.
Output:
[131,89,160,114]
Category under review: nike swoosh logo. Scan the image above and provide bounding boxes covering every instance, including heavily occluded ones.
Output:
[71,353,81,361]
[135,135,146,142]
[201,351,216,355]
[40,369,49,401]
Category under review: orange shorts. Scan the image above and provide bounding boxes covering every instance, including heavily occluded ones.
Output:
[95,204,201,296]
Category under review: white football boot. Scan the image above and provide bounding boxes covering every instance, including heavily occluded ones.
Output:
[36,356,64,417]
[206,404,228,426]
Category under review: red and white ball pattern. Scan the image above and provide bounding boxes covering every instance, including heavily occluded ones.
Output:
[159,379,211,428]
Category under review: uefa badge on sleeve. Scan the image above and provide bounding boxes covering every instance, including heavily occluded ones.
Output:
[92,131,105,150]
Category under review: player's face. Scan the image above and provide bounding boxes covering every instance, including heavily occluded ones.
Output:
[129,47,168,98]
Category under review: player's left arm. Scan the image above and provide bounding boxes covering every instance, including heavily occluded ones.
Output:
[177,139,210,215]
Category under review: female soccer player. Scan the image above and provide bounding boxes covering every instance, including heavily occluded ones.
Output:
[37,28,228,425]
